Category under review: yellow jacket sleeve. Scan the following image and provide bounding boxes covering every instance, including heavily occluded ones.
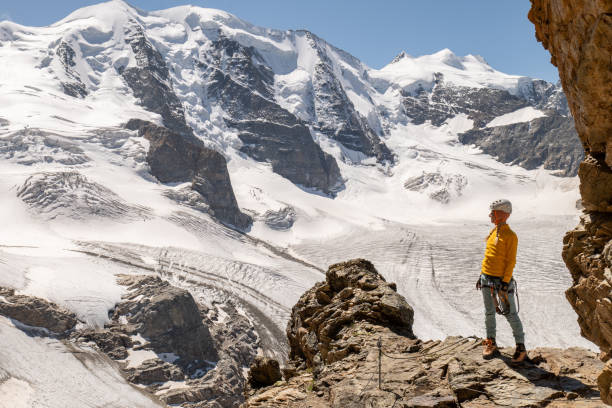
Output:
[502,233,518,283]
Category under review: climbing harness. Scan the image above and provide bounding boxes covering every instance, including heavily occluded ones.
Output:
[480,275,520,316]
[490,279,520,315]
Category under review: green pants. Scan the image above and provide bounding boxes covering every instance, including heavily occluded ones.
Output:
[480,274,525,344]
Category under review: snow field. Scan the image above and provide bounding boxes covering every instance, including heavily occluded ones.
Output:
[486,106,547,128]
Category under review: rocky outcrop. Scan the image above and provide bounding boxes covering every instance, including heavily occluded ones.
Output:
[459,114,583,176]
[70,275,260,407]
[202,36,344,195]
[56,41,88,98]
[262,207,296,231]
[0,287,77,333]
[126,119,252,229]
[243,259,604,407]
[121,23,191,135]
[113,275,218,363]
[562,213,612,355]
[303,32,393,164]
[529,1,612,403]
[286,259,414,371]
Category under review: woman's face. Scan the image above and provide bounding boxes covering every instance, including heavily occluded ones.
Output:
[489,210,509,224]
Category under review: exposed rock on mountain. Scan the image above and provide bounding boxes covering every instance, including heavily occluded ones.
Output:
[529,0,612,403]
[518,78,570,115]
[115,21,254,228]
[304,32,393,164]
[56,41,88,98]
[398,72,582,176]
[122,23,191,135]
[71,274,260,407]
[113,275,218,363]
[402,73,529,128]
[263,207,296,231]
[243,259,604,407]
[0,287,77,334]
[459,114,582,176]
[126,119,252,229]
[202,36,344,195]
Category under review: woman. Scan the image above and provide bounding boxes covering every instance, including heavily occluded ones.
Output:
[476,199,526,363]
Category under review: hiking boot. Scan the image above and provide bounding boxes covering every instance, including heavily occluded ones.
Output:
[511,343,527,363]
[482,338,498,359]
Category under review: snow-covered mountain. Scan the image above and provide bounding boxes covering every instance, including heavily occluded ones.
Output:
[0,1,587,407]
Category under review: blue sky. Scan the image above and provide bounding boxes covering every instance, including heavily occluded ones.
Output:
[0,0,559,82]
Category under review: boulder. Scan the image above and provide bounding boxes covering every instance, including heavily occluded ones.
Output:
[287,259,413,370]
[247,357,282,388]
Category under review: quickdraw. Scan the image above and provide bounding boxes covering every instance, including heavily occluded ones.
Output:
[491,286,510,315]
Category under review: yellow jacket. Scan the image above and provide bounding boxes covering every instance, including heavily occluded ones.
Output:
[481,224,518,283]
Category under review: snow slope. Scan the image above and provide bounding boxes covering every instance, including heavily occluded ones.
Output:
[486,106,547,128]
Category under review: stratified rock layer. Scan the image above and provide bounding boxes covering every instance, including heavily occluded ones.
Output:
[0,287,77,334]
[529,1,612,403]
[243,259,604,407]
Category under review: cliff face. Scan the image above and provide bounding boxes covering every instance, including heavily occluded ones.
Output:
[529,0,612,403]
[242,260,604,407]
[125,119,252,230]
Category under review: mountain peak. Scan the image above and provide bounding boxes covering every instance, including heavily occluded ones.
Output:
[391,50,410,64]
[52,0,143,27]
[429,48,465,69]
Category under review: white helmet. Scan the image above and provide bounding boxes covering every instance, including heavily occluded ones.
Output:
[490,199,512,214]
